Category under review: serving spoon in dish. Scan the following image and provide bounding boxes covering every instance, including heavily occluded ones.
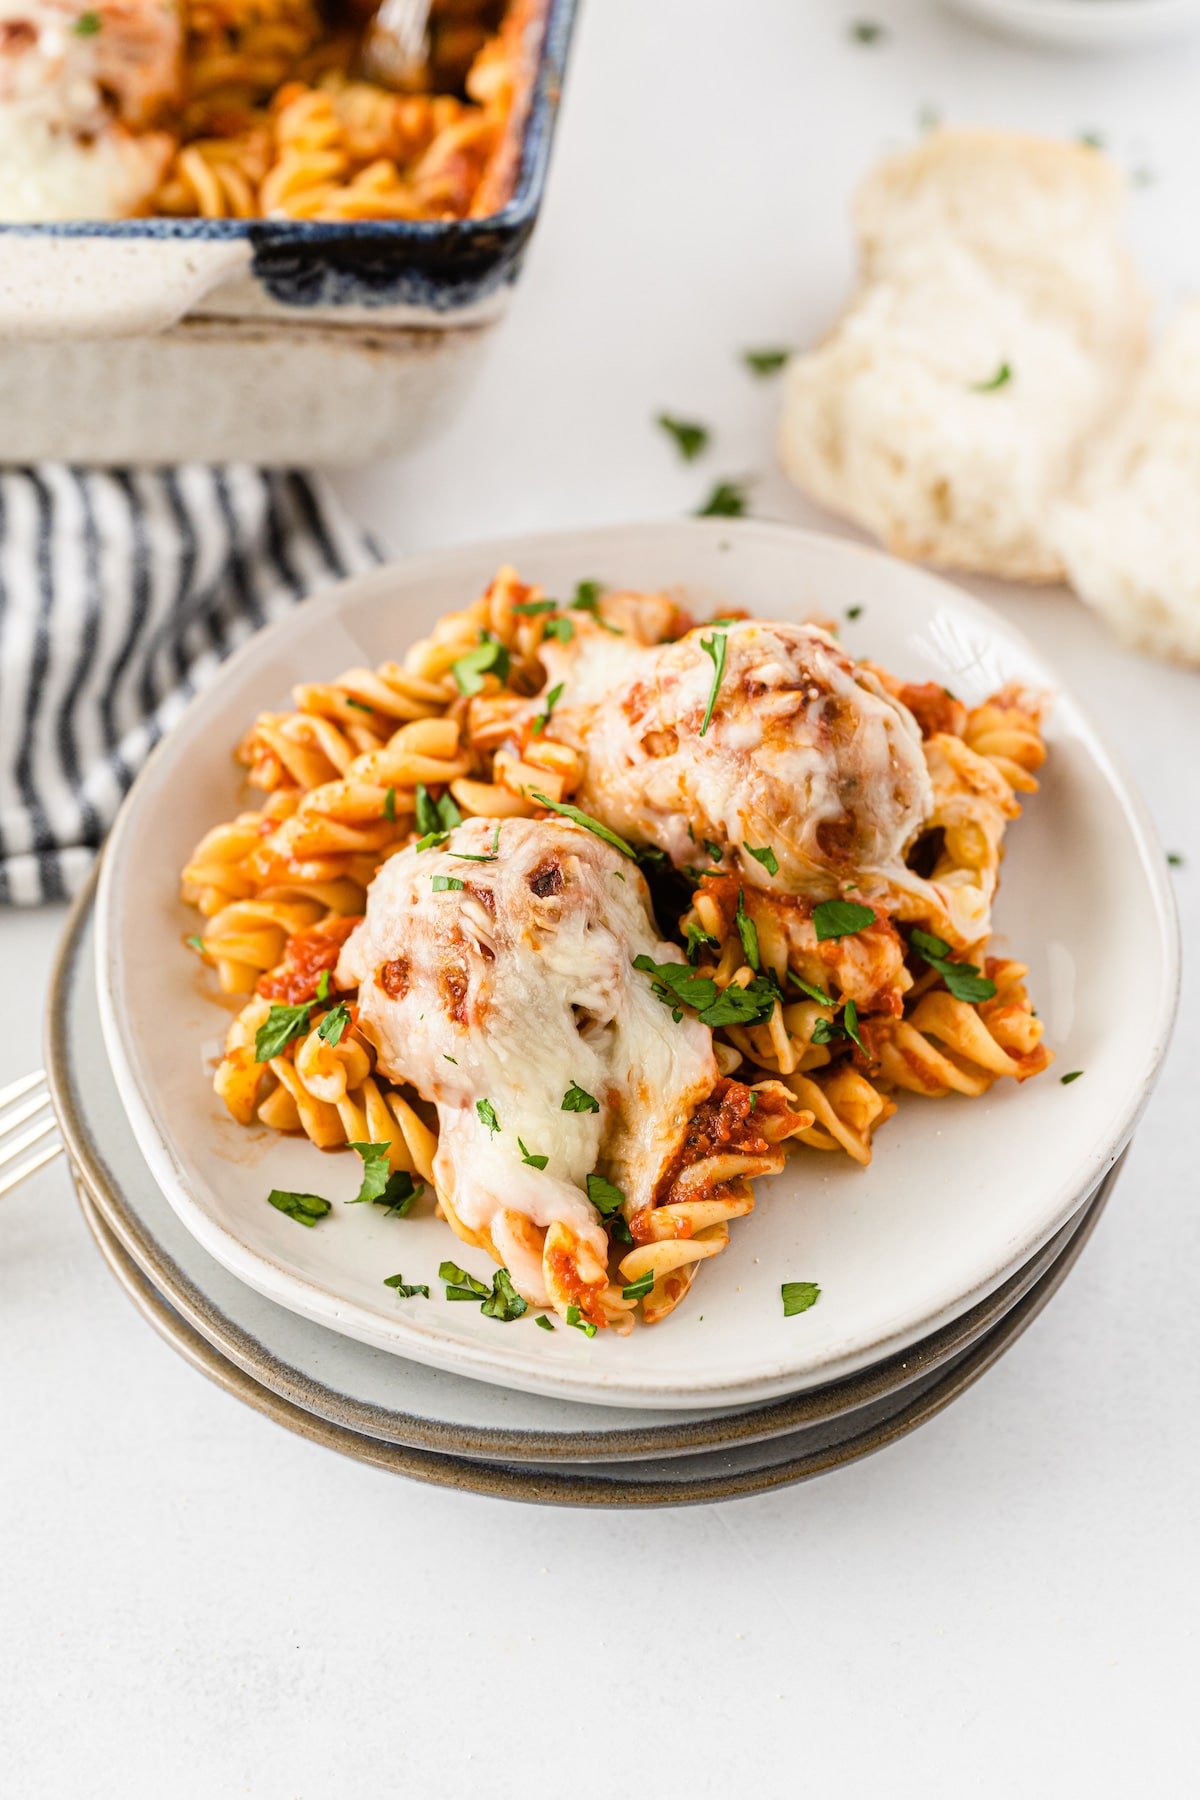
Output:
[363,0,433,89]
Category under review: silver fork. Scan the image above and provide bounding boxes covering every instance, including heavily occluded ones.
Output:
[0,1069,63,1198]
[362,0,433,89]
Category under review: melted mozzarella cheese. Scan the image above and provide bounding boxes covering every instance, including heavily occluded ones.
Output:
[338,817,717,1306]
[539,617,934,899]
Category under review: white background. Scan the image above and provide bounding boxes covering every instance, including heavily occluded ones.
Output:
[3,2,1198,1793]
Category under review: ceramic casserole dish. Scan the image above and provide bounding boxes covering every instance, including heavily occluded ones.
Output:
[0,0,577,465]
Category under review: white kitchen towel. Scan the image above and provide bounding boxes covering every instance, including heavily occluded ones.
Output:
[0,465,381,906]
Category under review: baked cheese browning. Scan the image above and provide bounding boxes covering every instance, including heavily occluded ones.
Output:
[534,616,934,900]
[337,815,719,1322]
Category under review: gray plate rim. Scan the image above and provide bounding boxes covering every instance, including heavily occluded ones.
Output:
[49,865,1122,1466]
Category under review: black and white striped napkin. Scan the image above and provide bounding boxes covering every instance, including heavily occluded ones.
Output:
[0,466,381,906]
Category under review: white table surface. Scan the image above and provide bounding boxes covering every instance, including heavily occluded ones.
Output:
[3,3,1198,1793]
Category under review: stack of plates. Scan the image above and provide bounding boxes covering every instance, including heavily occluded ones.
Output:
[51,524,1179,1507]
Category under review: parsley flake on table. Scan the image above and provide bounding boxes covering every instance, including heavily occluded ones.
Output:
[528,791,636,858]
[535,1314,554,1330]
[1167,851,1185,868]
[254,1000,314,1062]
[383,1273,429,1298]
[267,1189,330,1227]
[562,1081,600,1114]
[743,347,790,377]
[656,414,710,461]
[812,898,875,941]
[971,362,1012,393]
[481,1268,528,1321]
[699,627,728,735]
[745,843,778,877]
[566,1304,597,1338]
[452,632,510,696]
[1061,1070,1085,1085]
[696,480,748,519]
[439,1260,491,1301]
[909,929,997,1003]
[781,1280,821,1316]
[848,20,884,44]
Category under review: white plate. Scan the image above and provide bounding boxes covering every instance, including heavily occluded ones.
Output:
[95,521,1179,1409]
[942,0,1200,50]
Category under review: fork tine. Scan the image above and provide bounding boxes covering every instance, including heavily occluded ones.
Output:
[0,1140,63,1198]
[0,1090,53,1138]
[0,1114,58,1166]
[0,1068,47,1110]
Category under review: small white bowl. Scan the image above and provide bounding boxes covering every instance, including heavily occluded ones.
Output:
[943,0,1200,51]
[94,520,1179,1410]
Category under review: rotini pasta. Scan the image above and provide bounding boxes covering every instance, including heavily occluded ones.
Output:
[183,567,1053,1332]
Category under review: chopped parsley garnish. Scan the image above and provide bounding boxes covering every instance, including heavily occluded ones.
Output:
[444,1054,457,1064]
[439,1260,491,1301]
[622,1269,655,1302]
[842,997,864,1053]
[810,1017,840,1046]
[704,839,724,863]
[971,362,1012,393]
[449,822,501,862]
[345,696,374,713]
[544,615,575,643]
[255,1000,315,1062]
[845,605,863,621]
[685,920,720,963]
[744,843,778,877]
[511,598,559,615]
[480,1268,528,1321]
[909,928,997,1003]
[383,786,397,822]
[518,1138,549,1170]
[532,681,564,735]
[1061,1070,1084,1085]
[185,934,205,954]
[696,481,747,519]
[1167,851,1185,868]
[73,10,101,33]
[608,1213,634,1248]
[535,1314,554,1330]
[383,1273,429,1298]
[812,898,875,941]
[743,348,789,377]
[414,781,462,849]
[699,627,728,735]
[431,875,464,892]
[316,1000,352,1047]
[528,791,636,858]
[848,20,884,43]
[562,1081,601,1114]
[346,1141,423,1214]
[476,1098,500,1135]
[790,971,834,1006]
[781,1280,821,1316]
[267,1189,330,1227]
[585,1172,626,1218]
[656,414,710,461]
[633,954,777,1027]
[316,968,331,1002]
[452,632,510,696]
[735,888,760,971]
[1078,130,1104,151]
[570,580,623,634]
[566,1304,597,1339]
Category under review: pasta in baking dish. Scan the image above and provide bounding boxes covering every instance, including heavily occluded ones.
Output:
[0,0,542,222]
[181,566,1053,1332]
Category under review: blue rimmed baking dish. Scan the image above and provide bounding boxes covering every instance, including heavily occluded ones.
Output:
[0,0,578,465]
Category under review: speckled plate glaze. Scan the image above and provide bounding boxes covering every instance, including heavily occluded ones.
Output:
[72,1172,1113,1506]
[49,871,1125,1465]
[93,521,1178,1409]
